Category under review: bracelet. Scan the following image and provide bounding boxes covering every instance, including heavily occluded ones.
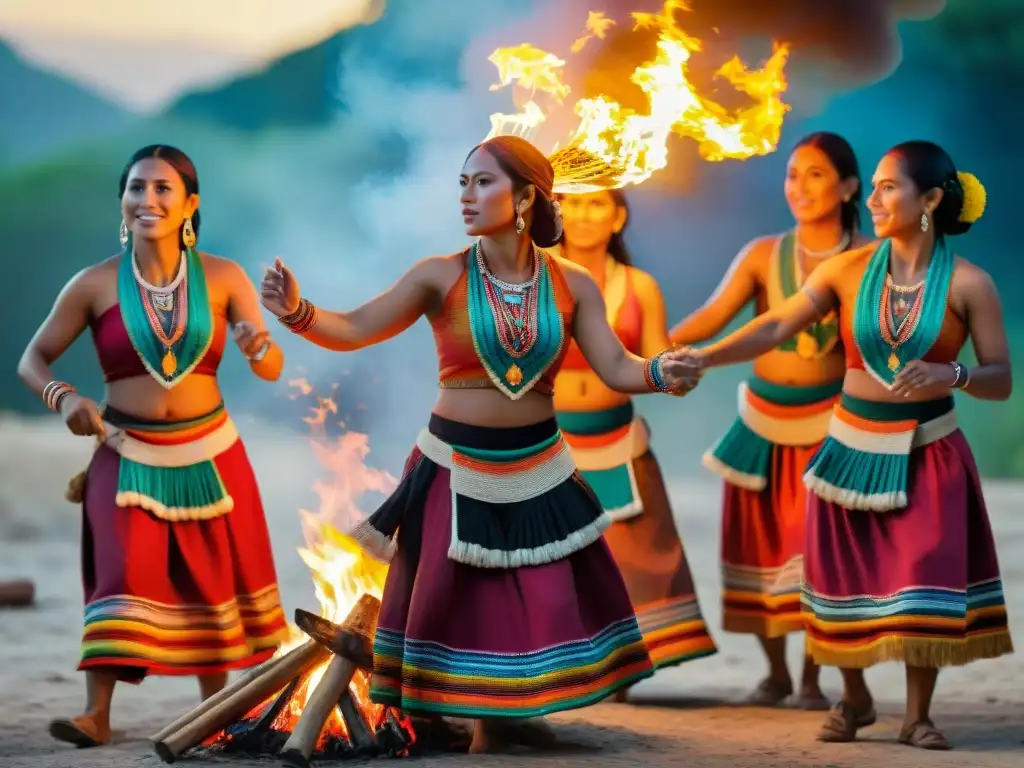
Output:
[643,353,673,394]
[278,298,318,334]
[949,361,971,390]
[43,380,75,412]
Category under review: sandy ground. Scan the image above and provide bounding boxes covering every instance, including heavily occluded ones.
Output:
[1,413,1022,767]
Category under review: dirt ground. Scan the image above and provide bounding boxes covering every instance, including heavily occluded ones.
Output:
[1,415,1021,767]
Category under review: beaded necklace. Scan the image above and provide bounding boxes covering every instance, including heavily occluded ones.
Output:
[117,242,214,389]
[851,238,953,387]
[466,242,565,400]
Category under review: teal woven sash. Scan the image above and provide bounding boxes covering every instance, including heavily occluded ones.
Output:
[851,238,954,387]
[803,394,955,511]
[117,242,215,389]
[466,243,565,400]
[704,378,843,491]
[557,403,642,520]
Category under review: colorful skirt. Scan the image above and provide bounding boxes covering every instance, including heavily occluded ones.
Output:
[802,394,1013,667]
[704,377,842,637]
[558,402,717,669]
[351,414,654,718]
[79,404,289,681]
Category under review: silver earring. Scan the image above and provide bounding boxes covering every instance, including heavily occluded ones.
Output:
[515,208,525,235]
[119,219,128,247]
[920,212,929,233]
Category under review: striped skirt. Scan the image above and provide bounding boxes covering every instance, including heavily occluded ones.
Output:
[558,402,716,670]
[352,414,654,718]
[79,405,289,680]
[704,377,841,637]
[802,395,1013,667]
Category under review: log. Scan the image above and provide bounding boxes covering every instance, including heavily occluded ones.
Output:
[338,692,376,752]
[149,639,303,743]
[0,579,34,607]
[293,592,380,668]
[279,654,357,768]
[152,639,329,763]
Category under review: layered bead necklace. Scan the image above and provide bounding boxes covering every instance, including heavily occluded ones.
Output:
[880,273,925,372]
[476,244,541,387]
[133,250,189,378]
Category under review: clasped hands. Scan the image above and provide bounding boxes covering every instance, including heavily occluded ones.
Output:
[658,346,706,395]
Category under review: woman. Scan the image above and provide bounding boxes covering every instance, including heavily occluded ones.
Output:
[679,140,1012,749]
[670,132,870,708]
[18,145,290,747]
[553,189,717,699]
[260,135,700,753]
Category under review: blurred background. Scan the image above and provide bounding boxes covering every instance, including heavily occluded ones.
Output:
[1,0,1021,536]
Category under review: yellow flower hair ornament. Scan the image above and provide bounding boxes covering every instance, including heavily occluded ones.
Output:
[957,171,986,224]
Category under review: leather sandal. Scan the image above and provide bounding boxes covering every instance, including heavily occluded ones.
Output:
[898,720,952,750]
[816,700,877,742]
[746,677,793,706]
[49,715,111,748]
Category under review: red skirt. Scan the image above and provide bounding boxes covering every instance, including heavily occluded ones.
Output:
[720,443,820,637]
[79,422,289,681]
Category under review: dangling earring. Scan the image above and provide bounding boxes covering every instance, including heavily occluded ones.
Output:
[920,212,929,233]
[515,205,526,235]
[182,216,197,248]
[119,219,128,247]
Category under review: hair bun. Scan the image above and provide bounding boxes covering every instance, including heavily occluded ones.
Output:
[957,171,986,223]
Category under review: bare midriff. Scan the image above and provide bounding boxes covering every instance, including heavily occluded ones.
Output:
[432,387,558,428]
[104,374,224,421]
[552,370,630,413]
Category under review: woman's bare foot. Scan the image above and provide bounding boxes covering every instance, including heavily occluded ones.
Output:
[48,714,111,748]
[469,719,508,754]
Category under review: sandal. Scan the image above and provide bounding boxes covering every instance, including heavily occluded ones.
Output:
[795,693,832,711]
[898,720,952,750]
[48,716,111,748]
[816,700,877,743]
[746,677,793,707]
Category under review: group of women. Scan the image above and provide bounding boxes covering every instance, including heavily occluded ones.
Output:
[18,129,1012,755]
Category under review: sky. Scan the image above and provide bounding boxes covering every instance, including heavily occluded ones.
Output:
[0,0,383,111]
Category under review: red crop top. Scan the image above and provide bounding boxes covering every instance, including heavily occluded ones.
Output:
[560,264,643,370]
[89,304,227,383]
[430,251,576,395]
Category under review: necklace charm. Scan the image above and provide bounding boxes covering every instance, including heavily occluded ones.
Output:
[505,364,524,386]
[152,292,174,312]
[888,349,900,372]
[162,348,178,377]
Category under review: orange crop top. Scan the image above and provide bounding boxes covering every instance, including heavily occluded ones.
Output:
[430,250,576,395]
[90,304,227,383]
[560,266,643,370]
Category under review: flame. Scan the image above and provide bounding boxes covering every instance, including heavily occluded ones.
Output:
[208,381,408,751]
[486,1,792,192]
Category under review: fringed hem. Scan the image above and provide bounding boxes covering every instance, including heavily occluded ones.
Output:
[350,518,397,563]
[448,513,611,568]
[803,471,907,511]
[808,631,1014,669]
[702,453,766,491]
[114,491,234,521]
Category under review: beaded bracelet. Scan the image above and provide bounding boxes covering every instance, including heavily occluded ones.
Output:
[278,298,318,334]
[644,353,673,394]
[43,380,76,412]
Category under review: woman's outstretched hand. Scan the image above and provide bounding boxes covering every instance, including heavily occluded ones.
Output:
[261,256,301,318]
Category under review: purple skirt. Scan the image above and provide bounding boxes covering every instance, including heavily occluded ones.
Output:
[364,416,654,718]
[803,428,1013,668]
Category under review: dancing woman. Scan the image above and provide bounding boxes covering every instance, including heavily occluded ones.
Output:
[18,145,290,747]
[553,189,716,696]
[260,135,700,753]
[670,132,869,708]
[681,140,1012,749]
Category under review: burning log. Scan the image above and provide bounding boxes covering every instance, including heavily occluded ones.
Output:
[279,594,380,768]
[152,639,330,763]
[0,579,34,607]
